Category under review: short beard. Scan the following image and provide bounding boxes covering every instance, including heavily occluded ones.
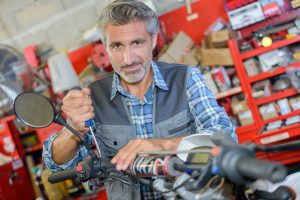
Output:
[116,60,151,83]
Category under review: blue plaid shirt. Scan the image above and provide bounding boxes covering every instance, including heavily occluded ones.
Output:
[43,62,236,199]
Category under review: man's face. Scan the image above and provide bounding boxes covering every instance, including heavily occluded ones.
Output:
[104,21,157,83]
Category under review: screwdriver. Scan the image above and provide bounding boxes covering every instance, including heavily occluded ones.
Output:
[73,88,102,157]
[85,119,101,157]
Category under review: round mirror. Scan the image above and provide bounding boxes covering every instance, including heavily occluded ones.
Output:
[13,92,55,128]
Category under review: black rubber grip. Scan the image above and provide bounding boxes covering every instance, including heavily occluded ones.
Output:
[237,157,287,182]
[48,168,77,183]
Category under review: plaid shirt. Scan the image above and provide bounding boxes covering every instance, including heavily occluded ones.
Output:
[43,62,236,199]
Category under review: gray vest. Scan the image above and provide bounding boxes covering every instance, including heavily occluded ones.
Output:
[89,62,195,200]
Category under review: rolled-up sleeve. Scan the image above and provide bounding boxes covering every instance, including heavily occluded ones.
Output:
[187,67,237,141]
[42,131,92,172]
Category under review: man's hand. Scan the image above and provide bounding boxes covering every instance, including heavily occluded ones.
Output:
[111,138,182,171]
[61,88,94,135]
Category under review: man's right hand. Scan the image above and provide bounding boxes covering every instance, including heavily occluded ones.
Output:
[61,88,95,135]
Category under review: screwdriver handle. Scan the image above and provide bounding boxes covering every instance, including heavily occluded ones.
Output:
[85,119,95,127]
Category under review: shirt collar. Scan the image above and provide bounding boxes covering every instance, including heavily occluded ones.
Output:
[110,61,169,100]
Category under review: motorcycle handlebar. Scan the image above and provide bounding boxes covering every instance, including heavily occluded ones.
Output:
[237,157,287,183]
[48,168,77,183]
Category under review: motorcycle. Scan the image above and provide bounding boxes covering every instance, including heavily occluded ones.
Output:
[13,92,300,200]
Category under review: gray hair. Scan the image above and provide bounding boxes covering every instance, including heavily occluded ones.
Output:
[97,0,159,45]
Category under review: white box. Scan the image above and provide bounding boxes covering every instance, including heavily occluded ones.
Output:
[228,2,265,30]
[277,98,292,115]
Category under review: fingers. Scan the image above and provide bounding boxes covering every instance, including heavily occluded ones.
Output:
[61,88,94,133]
[82,87,91,96]
[111,139,148,171]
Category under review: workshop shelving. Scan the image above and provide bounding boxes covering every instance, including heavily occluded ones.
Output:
[248,67,286,83]
[228,34,300,164]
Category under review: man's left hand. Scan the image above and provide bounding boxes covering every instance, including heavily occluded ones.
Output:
[111,138,181,171]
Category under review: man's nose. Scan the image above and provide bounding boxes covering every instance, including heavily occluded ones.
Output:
[123,47,134,65]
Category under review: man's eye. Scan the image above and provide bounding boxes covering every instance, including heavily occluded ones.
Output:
[112,44,122,49]
[134,41,144,46]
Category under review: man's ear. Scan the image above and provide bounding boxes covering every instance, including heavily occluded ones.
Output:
[151,33,158,50]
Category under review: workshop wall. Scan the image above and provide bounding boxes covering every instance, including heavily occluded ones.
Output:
[159,0,228,43]
[0,0,225,52]
[0,0,106,51]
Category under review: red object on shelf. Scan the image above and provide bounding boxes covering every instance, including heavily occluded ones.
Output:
[23,45,40,68]
[0,117,20,163]
[91,43,111,70]
[68,43,94,74]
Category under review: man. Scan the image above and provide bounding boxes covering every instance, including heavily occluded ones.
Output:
[43,0,237,199]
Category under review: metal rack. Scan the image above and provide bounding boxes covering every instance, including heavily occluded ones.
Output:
[228,36,300,165]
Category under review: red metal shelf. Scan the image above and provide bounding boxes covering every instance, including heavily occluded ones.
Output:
[236,124,258,143]
[215,86,242,99]
[249,67,286,83]
[255,88,299,106]
[254,123,300,144]
[262,109,300,125]
[241,35,300,60]
[268,151,300,165]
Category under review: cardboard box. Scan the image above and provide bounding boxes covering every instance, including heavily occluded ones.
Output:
[200,48,233,66]
[238,110,254,126]
[208,29,229,48]
[203,72,219,94]
[259,103,278,120]
[179,45,201,66]
[231,100,249,115]
[158,52,176,63]
[252,79,272,98]
[165,31,194,62]
[243,58,260,76]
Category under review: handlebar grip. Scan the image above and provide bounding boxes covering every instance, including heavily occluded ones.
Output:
[237,157,287,182]
[48,168,77,184]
